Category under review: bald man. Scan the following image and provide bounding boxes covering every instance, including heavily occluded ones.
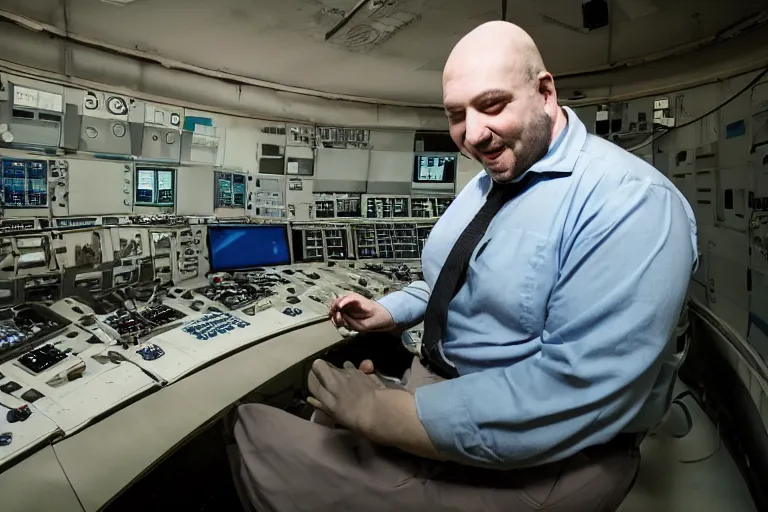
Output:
[230,21,698,511]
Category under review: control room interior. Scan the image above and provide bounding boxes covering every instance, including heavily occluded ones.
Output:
[0,0,767,510]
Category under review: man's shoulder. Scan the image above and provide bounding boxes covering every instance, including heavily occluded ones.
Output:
[578,133,672,189]
[574,135,687,204]
[571,133,698,248]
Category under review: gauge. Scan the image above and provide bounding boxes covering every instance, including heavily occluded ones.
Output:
[170,113,181,126]
[84,92,99,110]
[106,96,128,116]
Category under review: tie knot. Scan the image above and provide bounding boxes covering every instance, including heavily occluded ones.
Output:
[489,182,515,201]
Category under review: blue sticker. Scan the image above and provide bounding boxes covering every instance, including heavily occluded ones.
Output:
[183,116,213,132]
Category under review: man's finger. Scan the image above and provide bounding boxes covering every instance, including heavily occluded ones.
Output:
[343,314,368,332]
[342,361,356,370]
[307,367,336,411]
[333,310,348,327]
[311,359,339,391]
[306,396,331,415]
[359,359,374,374]
[336,294,359,310]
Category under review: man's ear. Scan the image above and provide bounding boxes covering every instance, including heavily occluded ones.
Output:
[537,71,557,104]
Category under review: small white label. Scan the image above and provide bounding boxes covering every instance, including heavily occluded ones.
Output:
[37,90,63,112]
[13,86,39,109]
[287,161,299,174]
[654,98,669,110]
[14,86,64,112]
[596,111,609,121]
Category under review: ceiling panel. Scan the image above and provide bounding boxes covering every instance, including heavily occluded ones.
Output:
[1,0,764,104]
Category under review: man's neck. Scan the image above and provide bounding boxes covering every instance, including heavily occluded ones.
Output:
[550,106,568,145]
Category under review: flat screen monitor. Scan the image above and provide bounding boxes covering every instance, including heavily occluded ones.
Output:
[136,167,175,206]
[208,224,291,272]
[136,169,155,204]
[1,158,48,208]
[412,153,457,193]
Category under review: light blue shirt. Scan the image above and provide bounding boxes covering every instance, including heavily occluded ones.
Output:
[378,106,698,469]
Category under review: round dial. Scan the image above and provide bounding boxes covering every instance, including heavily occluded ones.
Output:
[106,96,128,116]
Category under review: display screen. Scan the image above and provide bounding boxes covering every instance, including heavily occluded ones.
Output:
[413,154,457,183]
[216,172,233,207]
[208,225,291,271]
[1,158,48,208]
[136,168,175,206]
[215,172,247,208]
[157,170,174,205]
[136,169,155,204]
[232,174,246,207]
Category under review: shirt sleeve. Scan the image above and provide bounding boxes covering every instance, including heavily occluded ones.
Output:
[414,181,697,468]
[377,280,431,327]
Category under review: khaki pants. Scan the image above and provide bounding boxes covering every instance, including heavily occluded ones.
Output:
[229,357,640,512]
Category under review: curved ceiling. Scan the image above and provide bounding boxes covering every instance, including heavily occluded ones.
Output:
[1,0,767,105]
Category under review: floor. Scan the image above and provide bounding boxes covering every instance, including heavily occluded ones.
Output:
[619,381,756,512]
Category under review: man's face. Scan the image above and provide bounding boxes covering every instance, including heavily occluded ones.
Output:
[443,65,554,183]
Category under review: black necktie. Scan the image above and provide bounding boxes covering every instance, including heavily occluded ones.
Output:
[420,174,533,379]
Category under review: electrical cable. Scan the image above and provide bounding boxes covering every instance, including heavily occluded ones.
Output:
[626,65,768,153]
[670,389,722,464]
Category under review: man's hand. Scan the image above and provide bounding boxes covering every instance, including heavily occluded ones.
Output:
[307,360,385,434]
[306,359,443,461]
[329,293,396,333]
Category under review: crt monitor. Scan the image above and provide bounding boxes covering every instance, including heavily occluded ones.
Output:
[208,224,291,272]
[412,153,457,193]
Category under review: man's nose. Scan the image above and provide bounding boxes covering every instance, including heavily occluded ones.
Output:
[464,110,490,147]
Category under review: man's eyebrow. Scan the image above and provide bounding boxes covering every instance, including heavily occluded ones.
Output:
[472,89,512,105]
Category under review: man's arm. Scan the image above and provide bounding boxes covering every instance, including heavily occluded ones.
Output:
[373,181,695,468]
[376,280,431,327]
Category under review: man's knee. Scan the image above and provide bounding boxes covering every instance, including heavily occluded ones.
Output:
[233,403,293,449]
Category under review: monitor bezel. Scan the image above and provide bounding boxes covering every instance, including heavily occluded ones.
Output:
[411,152,458,185]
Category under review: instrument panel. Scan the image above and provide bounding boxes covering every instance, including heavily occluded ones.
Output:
[0,217,423,469]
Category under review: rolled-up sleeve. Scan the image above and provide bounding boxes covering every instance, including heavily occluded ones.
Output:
[415,181,696,468]
[377,280,431,327]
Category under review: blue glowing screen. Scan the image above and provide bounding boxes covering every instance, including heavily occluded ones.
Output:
[208,225,291,271]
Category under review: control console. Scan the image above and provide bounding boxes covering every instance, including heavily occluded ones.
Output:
[195,277,275,310]
[0,305,70,364]
[103,304,186,340]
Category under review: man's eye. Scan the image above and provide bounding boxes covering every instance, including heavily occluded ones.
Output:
[447,112,465,122]
[484,103,506,115]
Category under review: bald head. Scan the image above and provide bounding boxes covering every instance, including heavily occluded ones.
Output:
[444,21,546,88]
[442,21,563,183]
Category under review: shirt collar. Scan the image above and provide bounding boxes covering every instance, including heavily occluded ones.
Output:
[478,106,588,190]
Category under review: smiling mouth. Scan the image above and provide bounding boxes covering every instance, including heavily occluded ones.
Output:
[481,147,505,160]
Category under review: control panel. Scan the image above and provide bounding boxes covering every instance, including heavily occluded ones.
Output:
[0,214,423,467]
